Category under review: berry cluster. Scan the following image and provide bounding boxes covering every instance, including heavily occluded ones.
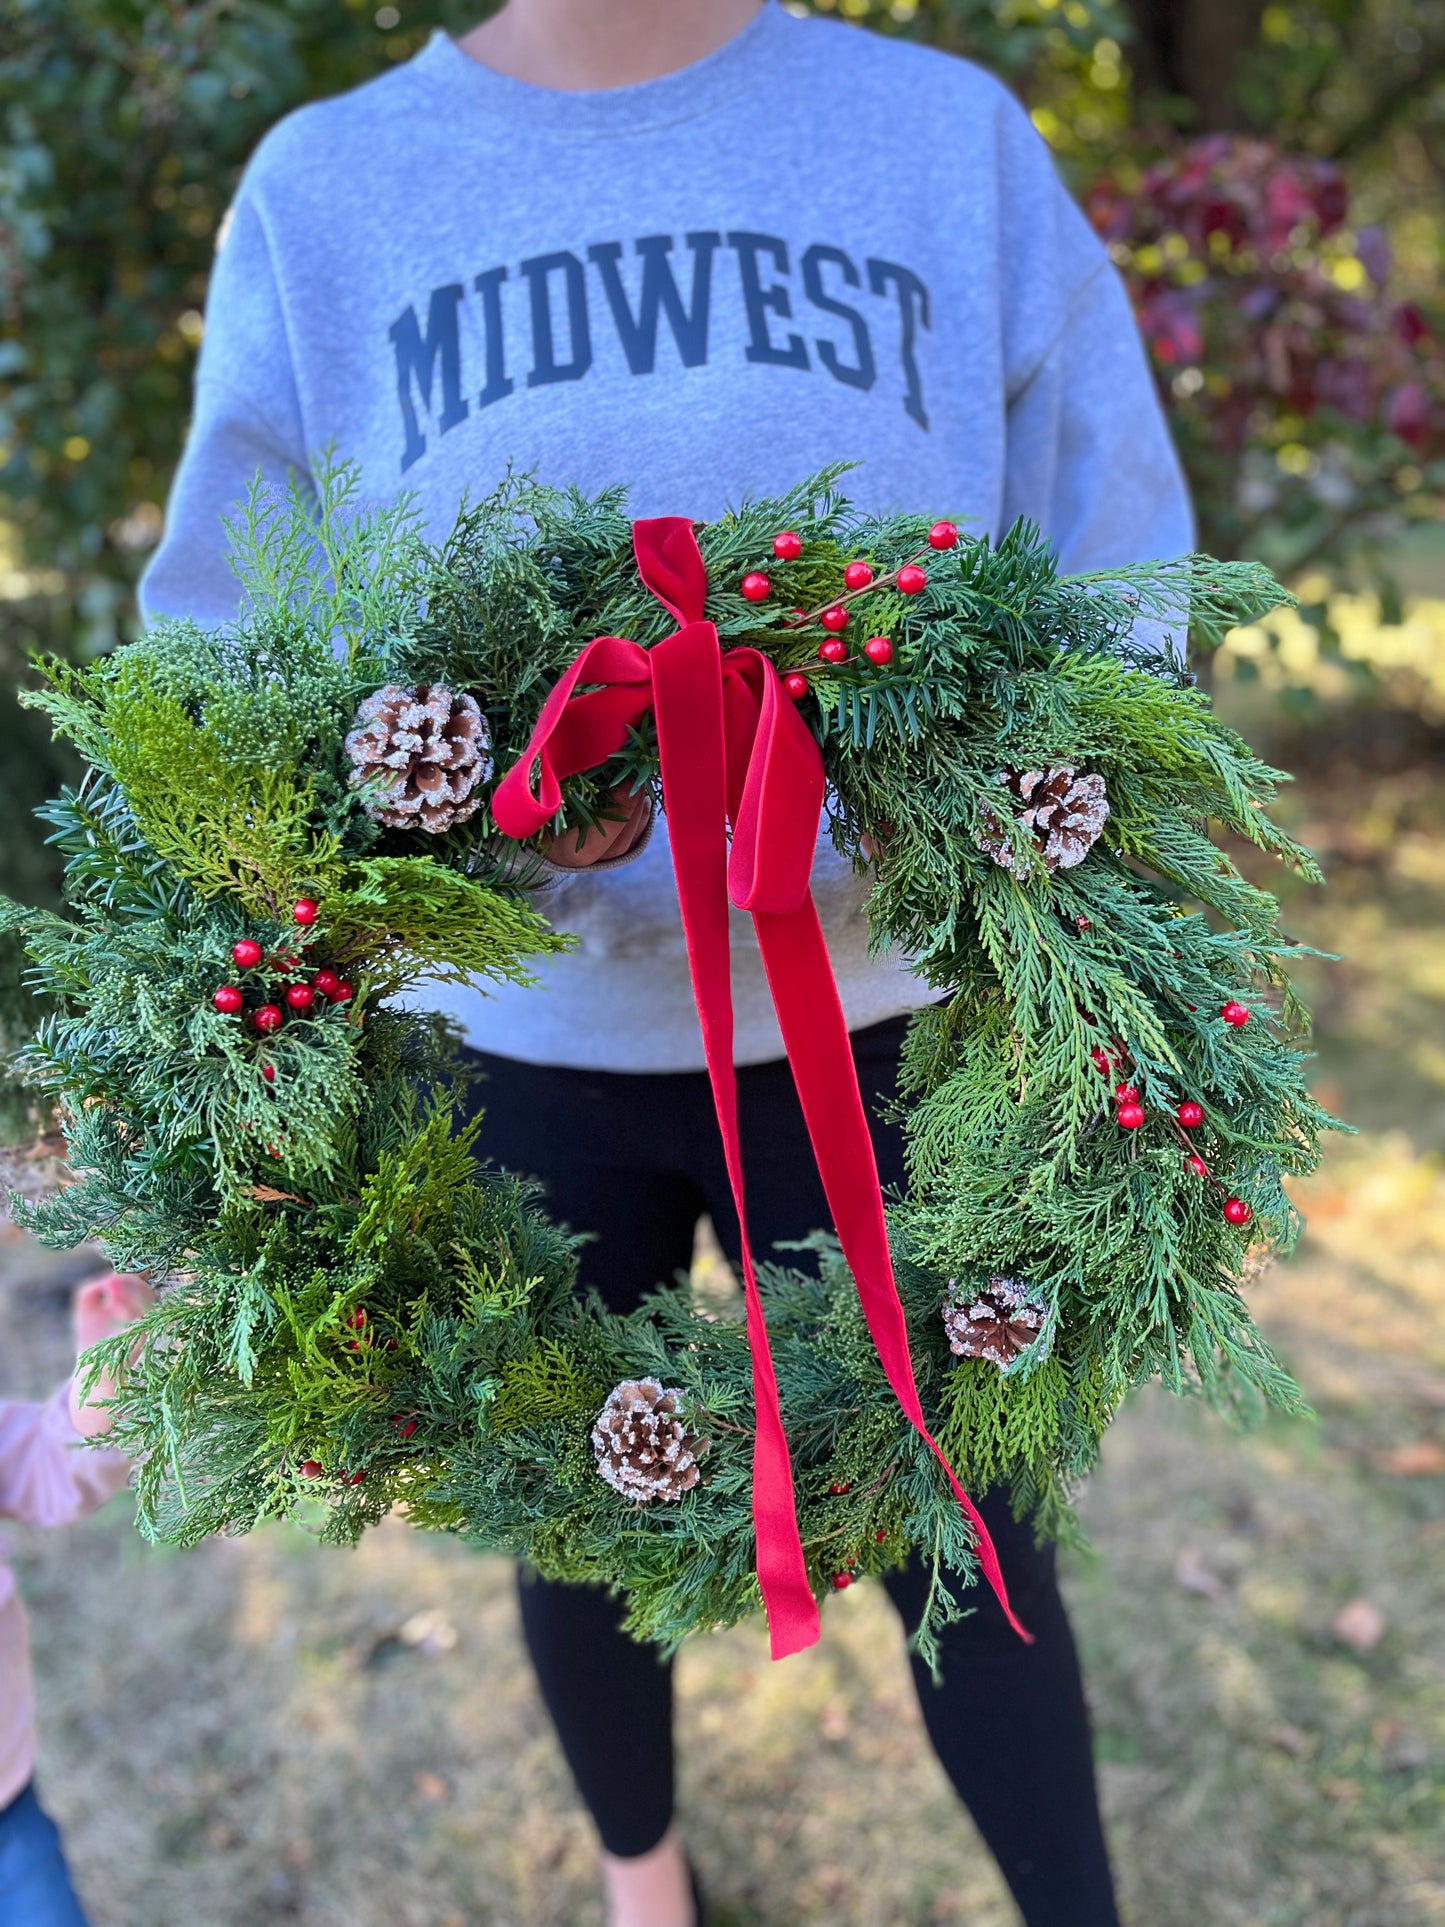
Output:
[1091,1004,1255,1228]
[208,898,354,1075]
[292,1304,404,1483]
[297,1460,365,1485]
[742,521,961,703]
[819,1478,896,1589]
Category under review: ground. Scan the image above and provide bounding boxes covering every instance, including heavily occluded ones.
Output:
[1,685,1442,1927]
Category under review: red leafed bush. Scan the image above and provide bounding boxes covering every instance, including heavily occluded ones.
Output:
[1088,136,1445,587]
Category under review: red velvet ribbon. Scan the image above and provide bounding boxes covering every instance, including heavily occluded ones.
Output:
[493,517,1030,1658]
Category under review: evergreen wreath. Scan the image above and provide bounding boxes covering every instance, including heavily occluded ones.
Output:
[1,460,1337,1666]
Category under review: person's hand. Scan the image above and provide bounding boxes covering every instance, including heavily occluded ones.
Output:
[68,1272,156,1439]
[542,782,651,871]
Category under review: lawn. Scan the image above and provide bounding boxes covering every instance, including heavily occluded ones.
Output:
[1,672,1442,1927]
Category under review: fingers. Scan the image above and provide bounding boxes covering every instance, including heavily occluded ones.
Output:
[543,785,651,870]
[104,1272,156,1318]
[72,1272,155,1343]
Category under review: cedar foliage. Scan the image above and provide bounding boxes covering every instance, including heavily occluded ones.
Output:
[2,465,1336,1664]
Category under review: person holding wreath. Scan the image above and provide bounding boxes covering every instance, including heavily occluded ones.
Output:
[143,2,1192,1920]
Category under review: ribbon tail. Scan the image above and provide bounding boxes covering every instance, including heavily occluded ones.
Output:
[753,901,1033,1645]
[651,626,819,1660]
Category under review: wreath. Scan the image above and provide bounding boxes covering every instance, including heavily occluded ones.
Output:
[1,460,1335,1667]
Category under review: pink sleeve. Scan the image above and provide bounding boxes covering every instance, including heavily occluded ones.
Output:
[0,1385,133,1528]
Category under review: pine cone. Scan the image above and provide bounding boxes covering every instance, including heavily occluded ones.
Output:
[977,766,1109,874]
[344,684,492,833]
[591,1377,707,1504]
[942,1275,1045,1369]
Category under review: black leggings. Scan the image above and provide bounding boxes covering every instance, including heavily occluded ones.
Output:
[466,1017,1119,1927]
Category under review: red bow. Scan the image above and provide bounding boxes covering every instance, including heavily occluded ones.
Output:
[493,517,1029,1658]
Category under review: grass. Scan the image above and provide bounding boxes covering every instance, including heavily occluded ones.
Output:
[1,689,1442,1925]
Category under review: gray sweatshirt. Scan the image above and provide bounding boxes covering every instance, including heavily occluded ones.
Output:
[141,2,1192,1071]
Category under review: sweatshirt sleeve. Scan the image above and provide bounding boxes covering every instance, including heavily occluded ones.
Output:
[0,1387,132,1530]
[1003,253,1195,575]
[1001,254,1195,659]
[139,188,314,629]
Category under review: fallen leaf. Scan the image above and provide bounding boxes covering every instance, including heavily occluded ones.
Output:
[1268,1723,1312,1757]
[1332,1598,1386,1653]
[1371,1440,1445,1477]
[819,1698,851,1743]
[242,1183,308,1205]
[1174,1549,1227,1601]
[399,1607,458,1656]
[1368,1715,1428,1770]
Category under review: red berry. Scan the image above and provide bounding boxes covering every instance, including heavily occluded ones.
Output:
[394,1416,417,1439]
[313,968,342,999]
[783,672,809,701]
[1221,1001,1250,1028]
[292,898,319,927]
[819,638,848,665]
[831,1571,854,1590]
[1117,1102,1146,1130]
[252,1004,284,1034]
[261,1063,276,1084]
[928,520,959,550]
[231,939,263,969]
[298,1460,323,1479]
[875,1529,887,1543]
[863,636,893,666]
[1114,1083,1138,1104]
[1089,1046,1112,1075]
[820,604,849,632]
[843,560,874,590]
[829,1481,851,1495]
[1223,1197,1252,1226]
[347,1308,367,1330]
[787,607,809,624]
[1185,1154,1209,1177]
[741,572,771,603]
[1075,915,1092,932]
[212,985,244,1015]
[332,981,355,1004]
[285,982,315,1011]
[344,1470,365,1486]
[896,564,928,595]
[772,530,802,561]
[1177,1101,1205,1128]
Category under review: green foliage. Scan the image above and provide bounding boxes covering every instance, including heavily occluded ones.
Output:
[4,0,1438,1121]
[10,469,1337,1664]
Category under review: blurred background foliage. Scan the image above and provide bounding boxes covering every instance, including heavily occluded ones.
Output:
[3,19,1442,1910]
[1,0,1443,949]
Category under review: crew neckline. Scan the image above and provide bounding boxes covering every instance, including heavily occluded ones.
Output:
[414,3,795,137]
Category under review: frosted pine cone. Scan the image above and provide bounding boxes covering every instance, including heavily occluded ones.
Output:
[942,1276,1045,1369]
[976,766,1109,874]
[345,683,491,833]
[591,1377,707,1504]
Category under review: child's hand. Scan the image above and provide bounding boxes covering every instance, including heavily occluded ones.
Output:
[69,1272,156,1439]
